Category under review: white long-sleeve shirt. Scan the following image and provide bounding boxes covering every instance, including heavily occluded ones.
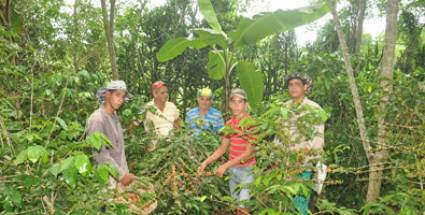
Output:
[275,97,326,165]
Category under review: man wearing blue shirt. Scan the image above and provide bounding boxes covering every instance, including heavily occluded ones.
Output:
[185,88,224,135]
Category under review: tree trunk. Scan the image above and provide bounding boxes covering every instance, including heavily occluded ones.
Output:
[0,0,11,28]
[366,151,386,201]
[367,0,399,202]
[100,0,118,80]
[223,49,233,117]
[354,0,367,58]
[327,0,372,162]
[72,0,80,72]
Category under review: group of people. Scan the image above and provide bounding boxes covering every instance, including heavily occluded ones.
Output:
[85,73,326,215]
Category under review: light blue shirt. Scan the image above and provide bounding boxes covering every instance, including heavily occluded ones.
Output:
[185,107,224,135]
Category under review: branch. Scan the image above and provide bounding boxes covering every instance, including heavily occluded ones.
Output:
[327,0,372,162]
[109,0,115,35]
[0,115,14,155]
[45,79,69,146]
[100,0,118,79]
[0,12,7,27]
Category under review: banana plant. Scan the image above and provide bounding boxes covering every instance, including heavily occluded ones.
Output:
[157,0,329,110]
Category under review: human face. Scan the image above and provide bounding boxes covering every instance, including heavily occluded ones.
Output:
[105,90,126,111]
[288,78,308,100]
[153,86,169,103]
[197,96,212,111]
[229,96,247,116]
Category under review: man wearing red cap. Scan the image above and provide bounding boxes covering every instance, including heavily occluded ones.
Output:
[144,81,181,141]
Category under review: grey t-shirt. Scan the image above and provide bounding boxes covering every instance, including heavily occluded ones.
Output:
[86,107,129,179]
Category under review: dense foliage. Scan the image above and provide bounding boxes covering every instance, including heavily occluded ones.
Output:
[0,0,424,214]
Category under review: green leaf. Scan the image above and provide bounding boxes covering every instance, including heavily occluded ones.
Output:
[16,145,48,164]
[230,2,329,47]
[15,149,28,164]
[156,28,228,62]
[86,132,112,150]
[282,183,300,195]
[6,188,22,207]
[18,175,40,188]
[63,167,77,188]
[22,132,42,144]
[197,0,222,32]
[191,28,227,49]
[237,62,264,110]
[73,154,91,175]
[44,89,54,98]
[259,208,292,215]
[95,163,118,184]
[95,165,110,184]
[239,117,256,130]
[60,156,75,173]
[156,29,228,62]
[48,163,61,177]
[197,195,208,202]
[27,145,49,163]
[207,50,226,80]
[219,125,240,136]
[56,117,68,129]
[105,163,118,178]
[2,199,14,212]
[156,37,193,62]
[316,108,329,122]
[280,107,290,119]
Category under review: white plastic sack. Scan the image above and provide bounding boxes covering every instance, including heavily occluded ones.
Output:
[314,162,327,194]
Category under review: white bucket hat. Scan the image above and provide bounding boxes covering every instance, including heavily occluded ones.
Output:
[96,80,133,101]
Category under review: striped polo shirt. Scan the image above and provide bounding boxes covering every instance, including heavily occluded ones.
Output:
[225,115,256,167]
[185,107,224,135]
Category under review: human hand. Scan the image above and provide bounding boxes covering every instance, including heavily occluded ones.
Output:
[215,164,228,177]
[120,173,136,187]
[197,162,208,176]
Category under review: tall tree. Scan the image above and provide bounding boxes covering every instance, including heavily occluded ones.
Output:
[100,0,118,79]
[328,0,371,163]
[328,0,400,202]
[368,0,399,202]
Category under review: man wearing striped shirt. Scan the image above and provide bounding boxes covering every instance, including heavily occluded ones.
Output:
[197,88,256,215]
[185,87,224,136]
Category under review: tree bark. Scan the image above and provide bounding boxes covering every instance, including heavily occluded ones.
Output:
[100,0,118,80]
[329,0,399,202]
[354,0,367,57]
[327,0,372,162]
[72,0,80,72]
[367,0,399,202]
[0,0,11,28]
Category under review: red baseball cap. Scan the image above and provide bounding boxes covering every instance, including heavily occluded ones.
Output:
[151,80,166,91]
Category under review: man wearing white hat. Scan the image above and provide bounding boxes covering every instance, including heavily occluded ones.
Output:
[86,80,135,188]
